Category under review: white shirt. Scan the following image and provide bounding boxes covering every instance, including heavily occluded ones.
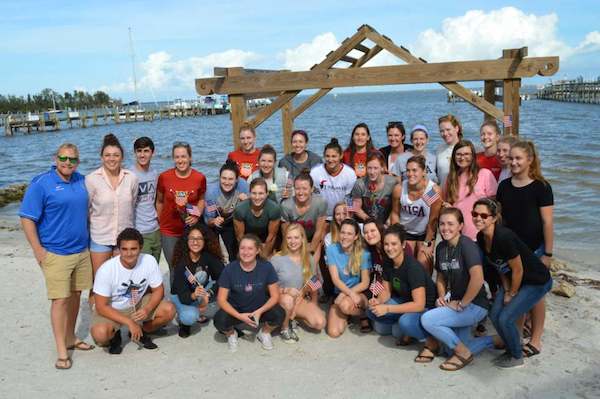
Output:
[391,151,438,183]
[310,164,357,219]
[93,253,163,310]
[435,143,455,189]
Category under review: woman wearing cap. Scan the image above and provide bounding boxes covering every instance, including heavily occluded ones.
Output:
[379,121,412,172]
[278,129,323,179]
[248,144,290,203]
[227,123,260,180]
[391,124,437,183]
[436,114,463,188]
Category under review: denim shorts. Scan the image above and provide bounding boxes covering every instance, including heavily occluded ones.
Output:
[89,239,116,253]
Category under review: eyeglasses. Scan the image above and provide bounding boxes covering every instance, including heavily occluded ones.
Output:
[57,155,79,164]
[455,153,473,159]
[187,237,204,243]
[471,211,492,219]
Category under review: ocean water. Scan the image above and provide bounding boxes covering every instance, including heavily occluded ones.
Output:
[1,90,598,249]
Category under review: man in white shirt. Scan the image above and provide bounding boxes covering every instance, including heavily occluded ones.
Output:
[90,228,175,354]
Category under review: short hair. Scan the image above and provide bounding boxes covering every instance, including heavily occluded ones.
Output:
[259,144,277,162]
[291,129,309,142]
[134,136,155,152]
[239,122,256,136]
[439,207,464,225]
[117,228,144,247]
[383,223,407,244]
[249,177,268,192]
[56,143,79,157]
[406,155,426,171]
[172,141,192,157]
[294,171,314,187]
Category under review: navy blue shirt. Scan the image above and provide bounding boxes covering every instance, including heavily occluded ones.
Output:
[19,167,89,255]
[218,259,279,313]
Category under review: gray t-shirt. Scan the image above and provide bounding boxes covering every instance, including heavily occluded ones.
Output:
[278,151,323,179]
[131,166,159,234]
[351,175,397,224]
[280,194,327,240]
[270,254,315,289]
[391,151,438,183]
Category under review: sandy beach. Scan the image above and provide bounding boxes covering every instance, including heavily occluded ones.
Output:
[0,210,598,399]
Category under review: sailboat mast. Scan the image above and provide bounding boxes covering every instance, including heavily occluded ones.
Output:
[128,27,139,104]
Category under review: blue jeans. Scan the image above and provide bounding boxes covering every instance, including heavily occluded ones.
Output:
[421,303,493,355]
[489,279,552,359]
[366,298,428,340]
[170,294,204,326]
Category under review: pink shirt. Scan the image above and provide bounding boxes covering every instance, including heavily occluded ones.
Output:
[454,168,497,240]
[85,167,138,246]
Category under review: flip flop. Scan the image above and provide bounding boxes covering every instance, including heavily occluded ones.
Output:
[55,357,72,370]
[67,341,95,351]
[522,342,541,358]
[439,353,474,371]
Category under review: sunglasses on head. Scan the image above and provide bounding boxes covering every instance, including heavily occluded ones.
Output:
[57,155,79,164]
[471,211,492,219]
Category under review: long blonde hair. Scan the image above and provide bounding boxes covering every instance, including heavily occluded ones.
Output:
[277,223,313,282]
[512,140,548,184]
[340,219,366,276]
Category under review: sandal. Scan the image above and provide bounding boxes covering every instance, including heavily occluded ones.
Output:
[359,317,372,333]
[67,341,95,351]
[197,315,210,325]
[439,353,474,371]
[55,357,72,370]
[522,342,541,358]
[414,346,437,363]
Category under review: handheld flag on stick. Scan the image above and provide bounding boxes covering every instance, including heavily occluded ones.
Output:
[306,275,322,291]
[369,279,385,297]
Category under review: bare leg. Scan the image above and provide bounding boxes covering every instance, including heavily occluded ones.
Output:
[65,291,82,345]
[142,301,176,332]
[50,297,71,360]
[326,304,348,338]
[89,251,113,305]
[528,299,546,350]
[90,323,116,346]
[278,293,295,330]
[294,300,326,331]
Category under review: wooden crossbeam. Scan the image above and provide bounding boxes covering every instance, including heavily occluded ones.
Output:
[341,55,358,63]
[354,43,370,53]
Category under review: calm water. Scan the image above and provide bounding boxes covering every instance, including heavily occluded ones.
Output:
[1,90,598,249]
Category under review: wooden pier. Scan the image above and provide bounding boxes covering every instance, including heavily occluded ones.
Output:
[537,78,600,104]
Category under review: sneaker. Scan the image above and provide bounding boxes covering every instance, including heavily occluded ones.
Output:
[496,356,525,369]
[227,330,239,353]
[492,351,512,364]
[289,325,300,342]
[178,323,191,338]
[280,329,295,344]
[257,331,274,350]
[108,330,123,355]
[139,333,158,350]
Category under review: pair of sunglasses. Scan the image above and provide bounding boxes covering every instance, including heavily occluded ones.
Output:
[57,155,79,164]
[471,211,492,219]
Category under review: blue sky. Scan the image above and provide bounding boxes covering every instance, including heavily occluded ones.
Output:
[1,1,599,101]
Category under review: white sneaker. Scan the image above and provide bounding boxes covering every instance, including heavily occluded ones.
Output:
[257,330,274,350]
[227,330,238,352]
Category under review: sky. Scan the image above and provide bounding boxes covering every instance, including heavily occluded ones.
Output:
[1,0,599,102]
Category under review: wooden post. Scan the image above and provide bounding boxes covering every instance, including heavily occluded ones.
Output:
[483,80,496,122]
[93,111,98,126]
[228,68,248,149]
[53,113,61,130]
[502,79,521,135]
[81,111,87,128]
[39,113,45,132]
[114,108,120,124]
[281,101,294,154]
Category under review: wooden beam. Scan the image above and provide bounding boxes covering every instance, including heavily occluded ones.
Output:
[196,57,558,95]
[281,101,293,153]
[227,68,247,149]
[502,47,528,59]
[214,67,289,76]
[354,43,370,53]
[243,91,284,100]
[483,80,497,121]
[503,79,521,135]
[341,55,358,63]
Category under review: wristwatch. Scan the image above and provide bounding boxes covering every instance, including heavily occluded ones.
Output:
[543,251,553,257]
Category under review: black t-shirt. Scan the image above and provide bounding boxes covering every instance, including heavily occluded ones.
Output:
[218,259,279,313]
[435,235,489,309]
[477,225,551,286]
[382,255,437,309]
[496,179,553,251]
[171,252,224,304]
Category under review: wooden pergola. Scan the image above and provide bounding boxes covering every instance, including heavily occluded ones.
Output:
[196,24,559,152]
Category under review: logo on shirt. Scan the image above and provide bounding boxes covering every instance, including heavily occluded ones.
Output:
[439,259,460,271]
[55,185,64,191]
[402,204,425,217]
[244,283,253,292]
[174,190,189,207]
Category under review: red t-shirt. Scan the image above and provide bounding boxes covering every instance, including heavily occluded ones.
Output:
[228,149,260,179]
[476,152,502,181]
[343,149,368,178]
[157,168,206,236]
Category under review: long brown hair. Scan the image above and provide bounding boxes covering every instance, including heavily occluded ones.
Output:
[438,114,463,139]
[512,140,547,184]
[277,223,313,282]
[172,223,224,267]
[446,140,479,204]
[347,122,375,168]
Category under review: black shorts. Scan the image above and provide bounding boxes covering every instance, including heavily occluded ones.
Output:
[213,304,285,332]
[405,232,426,241]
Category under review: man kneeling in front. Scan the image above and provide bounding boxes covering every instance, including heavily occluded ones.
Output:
[90,228,176,354]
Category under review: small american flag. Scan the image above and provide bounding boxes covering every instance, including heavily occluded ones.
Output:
[130,287,140,310]
[186,204,201,217]
[369,279,385,297]
[503,115,513,128]
[306,275,322,291]
[185,267,199,287]
[345,197,354,213]
[422,187,440,206]
[206,200,218,214]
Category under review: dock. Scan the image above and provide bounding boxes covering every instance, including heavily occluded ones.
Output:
[537,77,600,104]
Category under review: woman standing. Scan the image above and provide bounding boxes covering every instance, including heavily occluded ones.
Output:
[227,123,260,180]
[473,198,552,368]
[496,140,554,357]
[233,178,281,258]
[367,224,436,349]
[391,124,437,183]
[390,155,442,274]
[204,160,249,262]
[157,142,206,270]
[476,120,502,181]
[497,135,518,183]
[443,140,497,241]
[86,134,138,275]
[435,114,462,188]
[214,235,285,352]
[171,224,224,338]
[351,151,397,225]
[326,219,372,338]
[310,138,357,220]
[271,224,327,342]
[343,123,375,178]
[379,121,412,172]
[248,144,290,203]
[419,208,492,371]
[278,130,323,179]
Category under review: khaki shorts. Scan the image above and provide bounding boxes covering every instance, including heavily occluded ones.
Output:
[41,250,93,299]
[91,295,162,330]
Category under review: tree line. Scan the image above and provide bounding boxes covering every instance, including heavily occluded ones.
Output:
[0,88,122,114]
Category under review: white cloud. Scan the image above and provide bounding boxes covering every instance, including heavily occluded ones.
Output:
[280,32,340,71]
[411,7,600,62]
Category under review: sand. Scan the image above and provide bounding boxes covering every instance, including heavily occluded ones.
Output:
[0,212,599,399]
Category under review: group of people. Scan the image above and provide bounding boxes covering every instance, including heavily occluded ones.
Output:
[20,115,554,372]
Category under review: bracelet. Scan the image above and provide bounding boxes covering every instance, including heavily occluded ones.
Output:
[543,252,553,257]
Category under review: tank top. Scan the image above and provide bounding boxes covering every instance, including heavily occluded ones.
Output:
[400,179,434,236]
